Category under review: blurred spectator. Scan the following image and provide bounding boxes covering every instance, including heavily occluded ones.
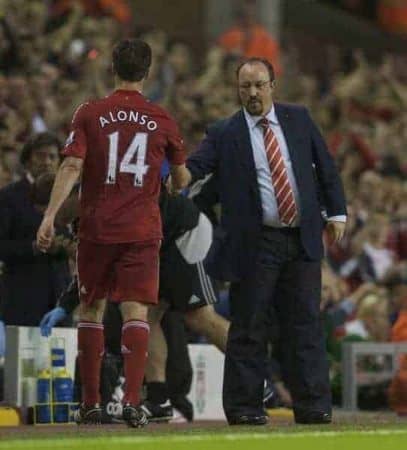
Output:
[323,0,379,21]
[140,28,171,102]
[341,0,378,20]
[344,292,390,341]
[0,17,19,76]
[218,0,282,76]
[0,158,12,189]
[0,133,71,327]
[50,0,132,25]
[378,0,407,34]
[351,214,395,281]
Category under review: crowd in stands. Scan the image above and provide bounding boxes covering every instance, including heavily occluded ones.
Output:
[320,0,407,35]
[0,0,406,412]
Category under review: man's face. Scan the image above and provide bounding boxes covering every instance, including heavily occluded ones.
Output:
[238,62,274,116]
[26,145,59,179]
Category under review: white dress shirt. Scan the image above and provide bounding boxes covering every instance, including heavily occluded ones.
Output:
[243,106,346,226]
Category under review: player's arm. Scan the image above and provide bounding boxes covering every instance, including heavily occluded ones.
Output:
[45,157,83,218]
[169,164,192,191]
[37,103,88,252]
[37,157,83,251]
[164,115,193,192]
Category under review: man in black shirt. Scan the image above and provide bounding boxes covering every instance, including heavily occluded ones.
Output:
[0,133,71,327]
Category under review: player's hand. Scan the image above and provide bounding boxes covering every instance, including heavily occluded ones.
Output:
[37,215,55,252]
[165,175,182,195]
[326,221,346,245]
[39,307,67,337]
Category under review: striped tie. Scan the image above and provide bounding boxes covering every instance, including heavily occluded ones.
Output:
[259,118,298,226]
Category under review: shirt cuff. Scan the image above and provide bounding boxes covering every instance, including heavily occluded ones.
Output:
[327,215,347,222]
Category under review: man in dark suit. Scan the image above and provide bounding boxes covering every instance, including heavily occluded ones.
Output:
[0,132,71,327]
[183,58,347,425]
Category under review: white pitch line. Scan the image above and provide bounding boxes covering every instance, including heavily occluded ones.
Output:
[2,428,407,448]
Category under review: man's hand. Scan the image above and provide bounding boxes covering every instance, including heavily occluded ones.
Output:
[36,215,55,252]
[326,221,346,245]
[169,164,192,191]
[166,175,183,195]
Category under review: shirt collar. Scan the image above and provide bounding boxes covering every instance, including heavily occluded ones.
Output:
[114,89,143,96]
[243,104,279,130]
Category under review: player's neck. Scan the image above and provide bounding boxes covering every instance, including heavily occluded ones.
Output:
[115,81,144,93]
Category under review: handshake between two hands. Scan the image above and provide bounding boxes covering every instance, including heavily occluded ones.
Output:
[165,175,184,195]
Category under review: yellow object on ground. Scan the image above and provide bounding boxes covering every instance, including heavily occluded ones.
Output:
[266,407,294,419]
[0,407,20,426]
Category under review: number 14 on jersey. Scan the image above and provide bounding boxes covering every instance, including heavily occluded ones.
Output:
[106,131,149,186]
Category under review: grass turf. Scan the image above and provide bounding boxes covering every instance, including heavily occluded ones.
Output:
[1,425,407,450]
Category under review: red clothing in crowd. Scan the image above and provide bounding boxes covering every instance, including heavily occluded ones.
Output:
[388,310,407,415]
[218,24,282,76]
[52,0,132,24]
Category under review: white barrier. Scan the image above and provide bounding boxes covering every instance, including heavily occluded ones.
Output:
[4,326,226,420]
[188,343,225,420]
[4,326,77,408]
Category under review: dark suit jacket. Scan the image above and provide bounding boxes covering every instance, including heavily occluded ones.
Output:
[0,178,71,326]
[187,103,347,281]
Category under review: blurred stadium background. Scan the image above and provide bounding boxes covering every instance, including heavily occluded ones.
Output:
[0,0,406,447]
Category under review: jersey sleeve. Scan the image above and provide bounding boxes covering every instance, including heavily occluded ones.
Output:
[61,103,89,160]
[165,118,186,165]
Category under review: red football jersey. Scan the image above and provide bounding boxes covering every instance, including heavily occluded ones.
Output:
[62,89,186,243]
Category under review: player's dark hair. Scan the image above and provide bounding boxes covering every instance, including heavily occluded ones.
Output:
[112,39,152,82]
[20,132,62,166]
[236,57,275,82]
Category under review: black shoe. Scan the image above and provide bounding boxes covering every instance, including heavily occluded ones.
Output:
[74,403,102,425]
[122,403,149,428]
[141,400,173,423]
[171,396,194,422]
[228,415,269,426]
[294,411,332,424]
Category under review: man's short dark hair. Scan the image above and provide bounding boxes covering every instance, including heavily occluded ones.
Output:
[112,39,152,82]
[236,57,275,82]
[20,132,62,166]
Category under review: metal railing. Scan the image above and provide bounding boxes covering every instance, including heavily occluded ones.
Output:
[342,342,407,411]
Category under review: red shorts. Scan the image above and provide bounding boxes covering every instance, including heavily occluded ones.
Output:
[77,239,160,305]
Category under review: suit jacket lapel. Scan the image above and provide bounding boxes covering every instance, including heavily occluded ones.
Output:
[233,110,256,172]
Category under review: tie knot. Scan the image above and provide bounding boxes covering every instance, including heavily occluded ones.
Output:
[258,118,269,131]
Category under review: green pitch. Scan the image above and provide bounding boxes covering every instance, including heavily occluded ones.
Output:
[1,427,407,450]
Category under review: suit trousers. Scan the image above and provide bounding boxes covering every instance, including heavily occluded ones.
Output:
[222,226,331,419]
